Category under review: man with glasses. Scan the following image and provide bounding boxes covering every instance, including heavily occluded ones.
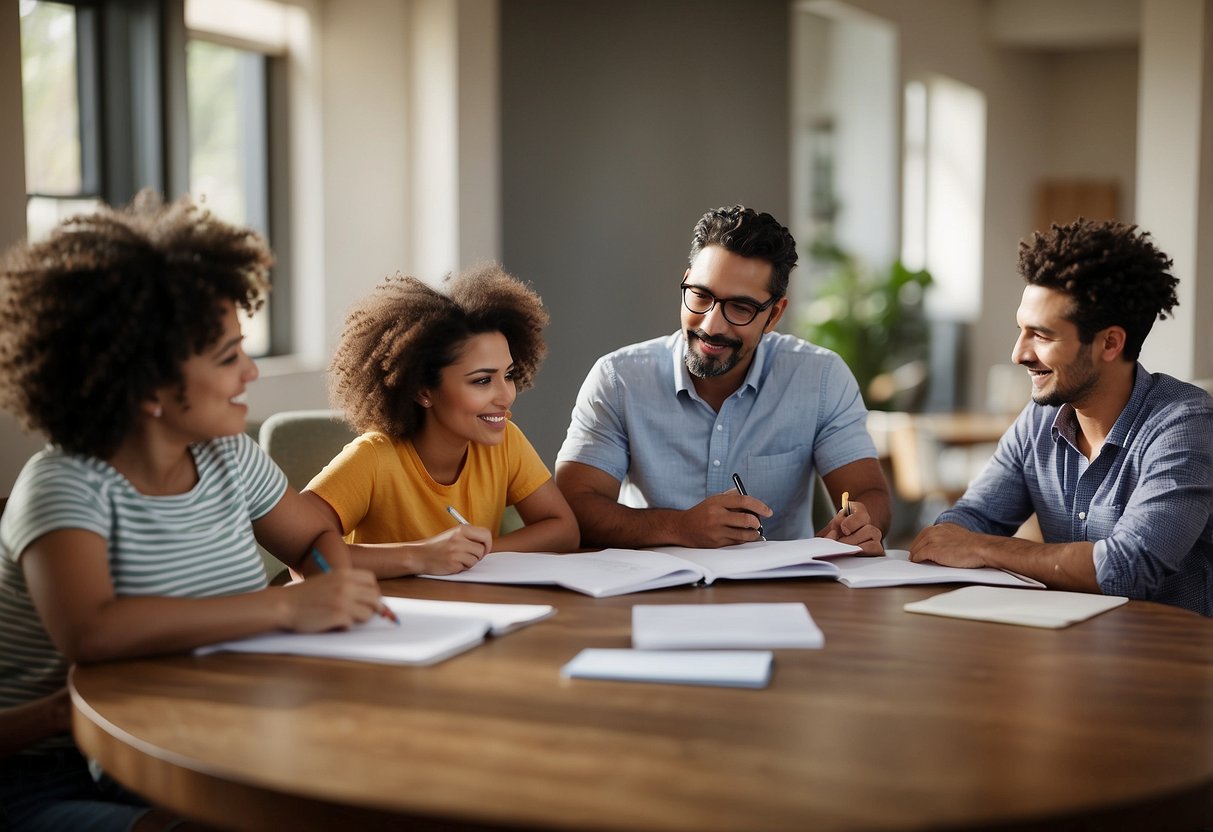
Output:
[555,205,889,551]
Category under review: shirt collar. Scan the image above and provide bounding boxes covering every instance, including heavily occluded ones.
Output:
[671,331,770,402]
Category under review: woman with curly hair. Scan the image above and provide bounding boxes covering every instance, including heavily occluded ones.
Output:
[303,266,579,577]
[0,194,383,830]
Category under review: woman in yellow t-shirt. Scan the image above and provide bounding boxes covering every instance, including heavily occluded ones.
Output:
[304,265,579,577]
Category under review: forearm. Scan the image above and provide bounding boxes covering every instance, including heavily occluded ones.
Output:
[970,534,1099,591]
[69,591,293,663]
[0,690,71,756]
[347,543,423,578]
[568,491,687,549]
[495,516,580,553]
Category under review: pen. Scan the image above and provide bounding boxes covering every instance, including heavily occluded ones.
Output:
[309,547,400,626]
[446,505,470,526]
[730,472,767,541]
[841,491,852,517]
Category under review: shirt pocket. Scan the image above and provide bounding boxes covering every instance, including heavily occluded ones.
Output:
[1084,505,1122,541]
[744,446,811,475]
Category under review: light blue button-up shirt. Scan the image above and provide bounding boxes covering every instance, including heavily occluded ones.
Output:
[938,365,1213,616]
[556,331,877,540]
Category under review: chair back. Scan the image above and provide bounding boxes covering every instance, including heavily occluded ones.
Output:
[258,410,358,492]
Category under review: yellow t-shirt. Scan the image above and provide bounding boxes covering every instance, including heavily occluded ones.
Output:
[306,421,551,542]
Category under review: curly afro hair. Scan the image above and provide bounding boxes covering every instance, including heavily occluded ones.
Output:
[1018,218,1177,361]
[689,205,798,298]
[328,263,549,440]
[0,191,271,459]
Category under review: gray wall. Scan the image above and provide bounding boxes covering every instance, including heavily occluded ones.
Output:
[500,0,791,466]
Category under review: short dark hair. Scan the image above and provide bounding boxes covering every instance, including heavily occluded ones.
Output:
[0,191,271,458]
[1018,218,1178,361]
[688,205,798,298]
[328,264,549,439]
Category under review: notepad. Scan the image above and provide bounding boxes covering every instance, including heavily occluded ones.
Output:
[903,586,1129,628]
[561,649,773,688]
[425,538,1044,598]
[195,597,554,666]
[632,603,824,650]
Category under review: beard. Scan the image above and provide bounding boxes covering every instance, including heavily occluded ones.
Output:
[1030,357,1100,408]
[684,329,743,378]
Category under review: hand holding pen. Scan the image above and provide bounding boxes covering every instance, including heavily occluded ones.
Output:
[731,473,768,542]
[310,548,401,626]
[819,491,885,555]
[391,505,490,576]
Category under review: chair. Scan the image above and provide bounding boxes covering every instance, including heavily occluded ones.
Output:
[256,410,357,582]
[258,409,358,492]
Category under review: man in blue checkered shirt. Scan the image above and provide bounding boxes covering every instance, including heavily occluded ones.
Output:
[911,219,1213,616]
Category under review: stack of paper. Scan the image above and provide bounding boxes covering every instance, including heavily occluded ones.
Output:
[631,603,824,649]
[561,602,824,690]
[561,649,773,689]
[903,586,1128,628]
[196,597,554,666]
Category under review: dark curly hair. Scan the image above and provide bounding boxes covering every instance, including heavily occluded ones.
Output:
[329,263,549,439]
[1018,218,1178,361]
[688,205,799,297]
[0,191,271,458]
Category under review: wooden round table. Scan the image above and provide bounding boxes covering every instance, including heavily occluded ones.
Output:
[71,578,1213,831]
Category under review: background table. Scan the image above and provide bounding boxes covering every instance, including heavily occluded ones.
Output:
[71,578,1213,831]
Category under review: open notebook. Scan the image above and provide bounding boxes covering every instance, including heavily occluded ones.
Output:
[424,538,1043,598]
[195,597,554,666]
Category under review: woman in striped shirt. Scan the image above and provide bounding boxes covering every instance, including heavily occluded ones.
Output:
[0,193,383,831]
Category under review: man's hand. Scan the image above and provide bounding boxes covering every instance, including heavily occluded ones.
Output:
[909,523,987,567]
[818,499,885,555]
[678,490,773,548]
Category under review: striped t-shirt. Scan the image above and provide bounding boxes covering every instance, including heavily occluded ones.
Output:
[0,432,286,753]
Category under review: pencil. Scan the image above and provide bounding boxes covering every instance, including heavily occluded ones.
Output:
[309,547,400,626]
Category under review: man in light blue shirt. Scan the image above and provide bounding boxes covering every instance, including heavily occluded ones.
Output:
[911,219,1213,616]
[556,205,889,551]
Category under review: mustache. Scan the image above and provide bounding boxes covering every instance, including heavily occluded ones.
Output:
[688,329,742,350]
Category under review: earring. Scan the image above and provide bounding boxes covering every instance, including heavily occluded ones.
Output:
[420,398,430,407]
[152,405,163,418]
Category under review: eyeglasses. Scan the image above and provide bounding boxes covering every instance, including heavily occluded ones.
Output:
[680,282,781,327]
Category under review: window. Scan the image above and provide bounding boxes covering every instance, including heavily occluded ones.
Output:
[19,0,101,242]
[901,75,987,322]
[18,0,290,357]
[186,38,271,355]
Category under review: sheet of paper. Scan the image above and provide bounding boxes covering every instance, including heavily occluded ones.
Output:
[652,538,858,582]
[561,649,773,689]
[904,586,1129,628]
[425,549,703,597]
[632,603,823,650]
[195,611,490,666]
[383,597,554,635]
[831,556,1045,589]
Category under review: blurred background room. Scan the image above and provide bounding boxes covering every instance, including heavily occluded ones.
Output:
[3,0,1211,544]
